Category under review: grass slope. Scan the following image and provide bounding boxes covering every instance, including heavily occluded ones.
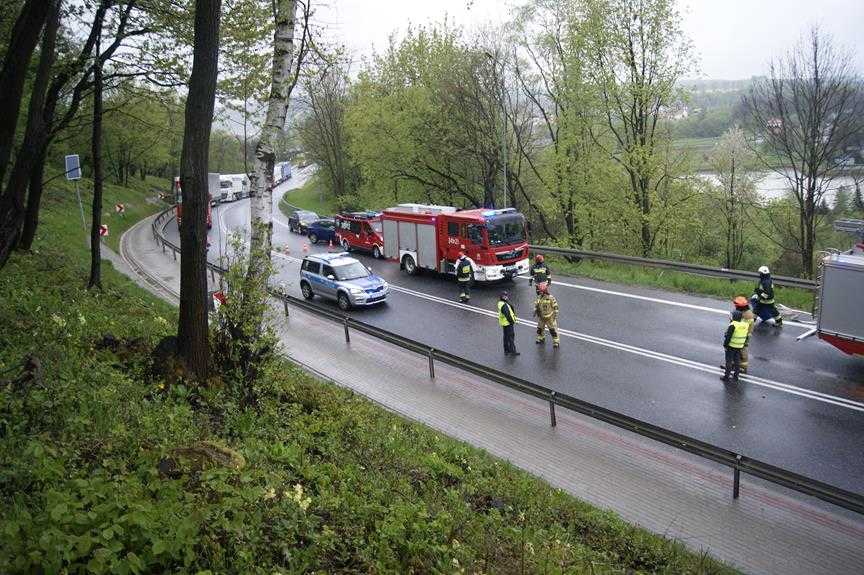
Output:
[0,180,737,573]
[278,173,337,218]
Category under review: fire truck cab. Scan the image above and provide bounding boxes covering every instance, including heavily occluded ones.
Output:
[382,203,530,282]
[335,211,384,258]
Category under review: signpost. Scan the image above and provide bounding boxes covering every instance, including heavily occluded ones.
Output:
[65,154,85,229]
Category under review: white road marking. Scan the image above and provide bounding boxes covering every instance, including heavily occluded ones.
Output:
[270,250,864,413]
[514,276,812,329]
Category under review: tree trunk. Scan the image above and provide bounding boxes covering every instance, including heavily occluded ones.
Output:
[88,33,104,290]
[248,0,299,274]
[18,147,47,250]
[177,0,221,381]
[0,0,58,267]
[0,0,52,187]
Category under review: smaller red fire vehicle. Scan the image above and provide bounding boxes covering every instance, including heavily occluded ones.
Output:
[335,211,384,258]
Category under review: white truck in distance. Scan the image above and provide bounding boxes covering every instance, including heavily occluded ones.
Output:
[218,174,250,203]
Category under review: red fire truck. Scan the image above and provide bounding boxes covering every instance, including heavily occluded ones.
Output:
[381,203,530,281]
[173,175,214,230]
[335,211,384,258]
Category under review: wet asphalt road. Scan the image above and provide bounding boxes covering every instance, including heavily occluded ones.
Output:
[163,170,864,494]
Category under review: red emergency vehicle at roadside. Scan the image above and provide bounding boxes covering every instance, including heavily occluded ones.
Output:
[335,212,384,258]
[381,203,530,281]
[173,176,212,230]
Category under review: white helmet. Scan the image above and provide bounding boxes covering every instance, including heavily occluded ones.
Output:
[758,265,770,275]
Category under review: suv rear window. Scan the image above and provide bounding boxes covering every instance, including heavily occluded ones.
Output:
[302,259,321,274]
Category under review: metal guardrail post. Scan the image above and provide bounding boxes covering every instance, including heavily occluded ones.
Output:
[428,348,435,379]
[172,248,176,261]
[161,241,165,254]
[344,317,350,343]
[282,296,290,317]
[549,391,557,427]
[733,454,742,499]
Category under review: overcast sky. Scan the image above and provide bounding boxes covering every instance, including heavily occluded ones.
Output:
[315,0,864,80]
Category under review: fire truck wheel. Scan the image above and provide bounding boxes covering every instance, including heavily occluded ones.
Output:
[373,245,382,259]
[341,239,351,252]
[301,281,314,300]
[402,254,418,275]
[337,292,351,311]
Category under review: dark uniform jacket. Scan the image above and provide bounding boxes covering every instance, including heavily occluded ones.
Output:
[456,257,473,282]
[530,262,551,284]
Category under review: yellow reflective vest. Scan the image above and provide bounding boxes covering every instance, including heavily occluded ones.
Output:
[498,301,515,327]
[728,320,750,349]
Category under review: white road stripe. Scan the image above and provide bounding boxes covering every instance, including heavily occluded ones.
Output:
[514,276,812,329]
[220,202,864,412]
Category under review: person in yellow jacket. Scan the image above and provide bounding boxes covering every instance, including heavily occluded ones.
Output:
[534,284,560,348]
[733,296,755,373]
[498,291,519,356]
[722,310,750,382]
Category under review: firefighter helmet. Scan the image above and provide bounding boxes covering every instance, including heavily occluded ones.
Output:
[535,254,544,263]
[758,265,770,275]
[733,296,749,309]
[537,283,549,294]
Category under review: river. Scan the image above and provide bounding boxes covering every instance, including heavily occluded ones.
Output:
[697,169,862,207]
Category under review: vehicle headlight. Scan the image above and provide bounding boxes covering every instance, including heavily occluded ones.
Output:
[349,287,364,295]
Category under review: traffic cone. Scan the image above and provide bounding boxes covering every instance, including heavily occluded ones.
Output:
[302,243,309,254]
[328,238,334,251]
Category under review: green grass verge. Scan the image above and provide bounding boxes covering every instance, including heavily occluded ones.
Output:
[0,187,736,573]
[279,172,338,218]
[44,172,171,252]
[548,256,815,312]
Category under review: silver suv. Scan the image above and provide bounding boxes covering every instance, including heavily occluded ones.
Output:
[299,252,389,311]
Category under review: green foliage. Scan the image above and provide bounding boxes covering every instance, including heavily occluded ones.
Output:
[211,236,280,408]
[0,171,737,573]
[278,172,338,215]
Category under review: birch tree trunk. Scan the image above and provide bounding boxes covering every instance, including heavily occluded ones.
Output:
[248,0,299,274]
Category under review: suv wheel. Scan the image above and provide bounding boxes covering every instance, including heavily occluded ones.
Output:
[373,245,382,259]
[341,239,351,252]
[337,292,351,311]
[309,233,319,244]
[301,281,314,300]
[403,254,418,275]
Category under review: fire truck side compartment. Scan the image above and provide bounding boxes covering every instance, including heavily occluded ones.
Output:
[817,254,864,342]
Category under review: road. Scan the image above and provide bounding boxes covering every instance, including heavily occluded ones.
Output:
[161,167,864,494]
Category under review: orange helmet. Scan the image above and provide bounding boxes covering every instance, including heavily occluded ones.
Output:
[537,283,549,294]
[733,296,749,309]
[535,254,544,263]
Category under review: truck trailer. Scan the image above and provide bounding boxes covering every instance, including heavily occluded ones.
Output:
[813,219,864,357]
[381,204,530,282]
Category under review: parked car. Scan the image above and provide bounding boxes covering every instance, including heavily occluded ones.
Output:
[306,218,336,245]
[288,209,319,234]
[299,252,389,310]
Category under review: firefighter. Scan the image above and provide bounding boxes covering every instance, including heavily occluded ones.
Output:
[722,309,750,382]
[529,254,551,293]
[752,265,783,326]
[498,291,519,356]
[456,251,474,303]
[534,283,560,348]
[732,296,755,373]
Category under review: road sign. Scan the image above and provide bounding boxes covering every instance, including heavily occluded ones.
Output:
[65,155,81,180]
[115,203,125,215]
[99,224,109,237]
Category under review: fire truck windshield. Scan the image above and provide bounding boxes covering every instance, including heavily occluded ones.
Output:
[485,215,526,246]
[370,221,382,233]
[333,261,371,281]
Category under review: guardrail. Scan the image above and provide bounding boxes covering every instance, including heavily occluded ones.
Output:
[530,244,818,290]
[150,207,862,516]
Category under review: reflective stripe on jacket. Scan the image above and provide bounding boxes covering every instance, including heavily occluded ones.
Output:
[535,295,558,319]
[531,264,550,284]
[728,320,750,349]
[498,301,516,327]
[456,258,473,281]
